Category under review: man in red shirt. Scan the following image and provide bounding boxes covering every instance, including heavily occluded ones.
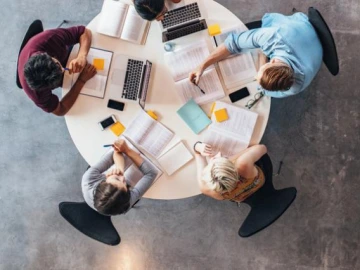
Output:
[18,26,96,116]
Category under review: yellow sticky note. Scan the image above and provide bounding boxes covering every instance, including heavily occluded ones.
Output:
[110,122,125,136]
[209,102,216,117]
[214,108,228,122]
[208,24,221,36]
[147,110,158,120]
[93,58,105,70]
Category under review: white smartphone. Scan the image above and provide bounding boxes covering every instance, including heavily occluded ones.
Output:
[98,115,116,131]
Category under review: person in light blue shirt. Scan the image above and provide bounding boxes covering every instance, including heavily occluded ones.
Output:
[189,12,323,98]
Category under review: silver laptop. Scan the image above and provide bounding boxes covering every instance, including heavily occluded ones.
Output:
[108,55,152,103]
[160,0,208,42]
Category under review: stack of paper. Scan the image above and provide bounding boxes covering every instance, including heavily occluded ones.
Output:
[158,141,193,175]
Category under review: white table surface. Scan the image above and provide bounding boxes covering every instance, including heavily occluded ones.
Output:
[62,0,271,200]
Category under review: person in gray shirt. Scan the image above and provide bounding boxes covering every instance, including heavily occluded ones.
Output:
[82,139,158,215]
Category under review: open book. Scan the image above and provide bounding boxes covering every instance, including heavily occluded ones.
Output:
[63,46,113,98]
[123,110,174,158]
[214,27,257,89]
[203,101,258,157]
[164,40,225,105]
[97,0,150,45]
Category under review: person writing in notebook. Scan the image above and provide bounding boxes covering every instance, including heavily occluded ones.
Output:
[189,12,323,98]
[82,139,158,216]
[18,26,96,115]
[194,142,267,202]
[134,0,182,21]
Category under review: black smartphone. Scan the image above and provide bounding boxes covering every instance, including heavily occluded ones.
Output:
[98,115,116,131]
[229,87,250,103]
[107,99,125,111]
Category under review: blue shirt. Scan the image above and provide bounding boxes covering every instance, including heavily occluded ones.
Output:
[224,13,323,98]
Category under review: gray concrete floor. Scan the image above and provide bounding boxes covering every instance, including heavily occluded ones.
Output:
[1,0,359,269]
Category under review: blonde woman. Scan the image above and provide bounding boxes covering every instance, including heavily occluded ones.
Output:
[194,142,267,202]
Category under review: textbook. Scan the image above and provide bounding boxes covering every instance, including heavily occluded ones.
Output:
[123,110,174,158]
[164,40,225,105]
[203,101,258,157]
[63,46,113,98]
[97,0,150,45]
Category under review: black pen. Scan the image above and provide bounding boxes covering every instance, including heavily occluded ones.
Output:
[192,80,205,95]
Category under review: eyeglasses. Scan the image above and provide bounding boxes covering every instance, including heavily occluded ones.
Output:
[245,92,264,110]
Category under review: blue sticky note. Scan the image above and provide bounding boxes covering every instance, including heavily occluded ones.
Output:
[177,99,211,134]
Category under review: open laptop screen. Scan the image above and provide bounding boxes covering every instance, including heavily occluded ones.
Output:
[138,60,152,109]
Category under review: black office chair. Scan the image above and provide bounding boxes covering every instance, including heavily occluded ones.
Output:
[59,202,121,246]
[16,20,44,89]
[238,154,297,237]
[308,7,339,76]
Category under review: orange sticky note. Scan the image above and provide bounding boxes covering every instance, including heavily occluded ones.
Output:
[110,122,125,136]
[208,24,221,36]
[147,110,158,120]
[214,108,228,122]
[93,58,105,70]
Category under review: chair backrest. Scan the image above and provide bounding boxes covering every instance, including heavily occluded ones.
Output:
[59,202,121,246]
[16,20,44,89]
[308,7,339,76]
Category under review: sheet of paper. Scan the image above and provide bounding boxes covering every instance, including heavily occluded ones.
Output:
[174,68,225,105]
[214,25,246,46]
[97,0,128,38]
[164,40,211,82]
[218,52,257,89]
[120,5,148,44]
[158,141,194,175]
[124,110,174,157]
[176,99,211,134]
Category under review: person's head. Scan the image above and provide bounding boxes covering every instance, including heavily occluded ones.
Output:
[202,156,239,194]
[24,53,64,92]
[133,0,167,21]
[94,173,131,215]
[255,59,294,91]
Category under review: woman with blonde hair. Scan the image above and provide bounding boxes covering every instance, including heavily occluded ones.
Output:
[194,142,267,202]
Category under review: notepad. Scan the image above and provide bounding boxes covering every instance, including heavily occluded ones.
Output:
[177,99,211,134]
[158,141,194,175]
[93,58,105,70]
[110,121,126,136]
[214,108,228,122]
[208,24,221,36]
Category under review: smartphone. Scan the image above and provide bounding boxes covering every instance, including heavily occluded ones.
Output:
[98,115,116,131]
[107,99,125,111]
[229,87,250,103]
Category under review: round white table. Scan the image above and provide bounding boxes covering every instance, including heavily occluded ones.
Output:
[63,0,271,200]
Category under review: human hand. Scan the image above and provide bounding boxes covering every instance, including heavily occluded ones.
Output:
[68,55,87,74]
[105,167,123,178]
[78,63,97,82]
[113,139,129,154]
[189,65,204,85]
[194,142,212,157]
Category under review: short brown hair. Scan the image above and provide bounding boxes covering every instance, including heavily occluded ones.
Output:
[260,65,294,91]
[94,182,131,215]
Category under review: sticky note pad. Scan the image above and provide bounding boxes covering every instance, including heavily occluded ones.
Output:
[110,122,125,136]
[93,58,105,70]
[214,108,228,122]
[208,24,221,36]
[147,110,158,120]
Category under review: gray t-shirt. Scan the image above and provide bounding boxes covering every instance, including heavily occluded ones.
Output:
[82,150,158,213]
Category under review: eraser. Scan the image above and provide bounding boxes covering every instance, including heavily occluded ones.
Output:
[110,121,125,136]
[214,108,228,122]
[208,24,221,36]
[93,58,105,70]
[147,110,158,120]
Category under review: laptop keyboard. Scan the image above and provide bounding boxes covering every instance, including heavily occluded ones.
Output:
[122,59,143,100]
[161,3,201,29]
[163,19,207,42]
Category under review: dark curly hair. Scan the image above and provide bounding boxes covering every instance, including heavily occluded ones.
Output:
[133,0,165,21]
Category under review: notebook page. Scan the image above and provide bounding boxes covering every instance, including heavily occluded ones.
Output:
[164,40,211,82]
[97,0,128,38]
[214,25,245,46]
[158,141,193,175]
[120,5,148,44]
[123,110,154,145]
[174,68,225,105]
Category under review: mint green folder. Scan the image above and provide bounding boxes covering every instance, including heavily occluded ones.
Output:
[176,99,211,134]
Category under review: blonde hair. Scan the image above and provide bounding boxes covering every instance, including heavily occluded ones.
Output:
[202,157,239,193]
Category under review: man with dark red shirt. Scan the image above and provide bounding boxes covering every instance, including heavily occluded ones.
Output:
[18,26,96,116]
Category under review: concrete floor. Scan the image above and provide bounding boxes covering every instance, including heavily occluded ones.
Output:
[1,0,359,269]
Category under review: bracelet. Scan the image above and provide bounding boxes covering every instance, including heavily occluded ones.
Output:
[193,141,202,154]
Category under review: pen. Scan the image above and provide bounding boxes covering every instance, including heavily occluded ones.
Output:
[192,82,205,95]
[103,144,113,147]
